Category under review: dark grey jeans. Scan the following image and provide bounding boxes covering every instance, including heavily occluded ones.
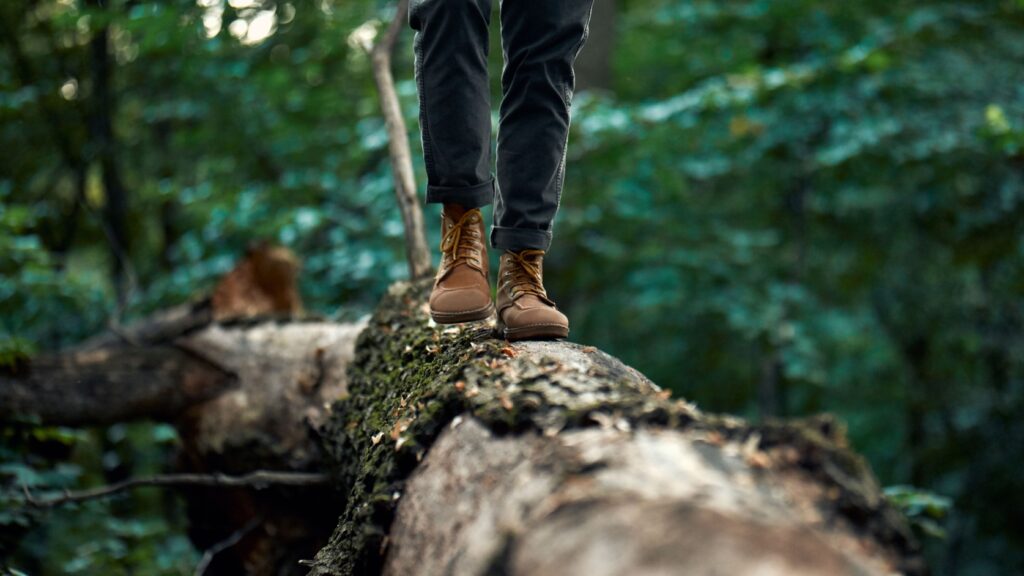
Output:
[409,0,594,251]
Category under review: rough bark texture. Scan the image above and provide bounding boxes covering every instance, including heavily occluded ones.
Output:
[171,318,366,575]
[387,420,881,576]
[309,280,926,576]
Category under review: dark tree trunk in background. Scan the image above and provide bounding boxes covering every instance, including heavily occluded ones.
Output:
[758,350,783,419]
[574,0,616,91]
[153,120,180,271]
[87,0,131,303]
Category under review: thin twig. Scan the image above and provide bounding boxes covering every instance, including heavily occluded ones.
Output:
[21,471,331,508]
[374,0,408,56]
[363,0,433,280]
[194,516,263,576]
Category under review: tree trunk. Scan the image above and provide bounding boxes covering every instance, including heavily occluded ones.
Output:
[86,0,131,303]
[3,268,926,576]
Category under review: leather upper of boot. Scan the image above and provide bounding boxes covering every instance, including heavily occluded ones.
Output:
[496,249,568,330]
[429,206,491,315]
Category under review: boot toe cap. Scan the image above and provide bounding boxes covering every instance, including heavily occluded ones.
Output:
[429,285,494,322]
[516,306,568,327]
[501,305,569,340]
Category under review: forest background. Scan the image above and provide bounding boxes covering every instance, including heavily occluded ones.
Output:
[1,0,1022,574]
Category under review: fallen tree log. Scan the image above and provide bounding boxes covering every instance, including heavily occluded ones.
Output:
[0,342,233,426]
[2,271,927,575]
[310,281,926,576]
[2,246,367,574]
[2,312,366,573]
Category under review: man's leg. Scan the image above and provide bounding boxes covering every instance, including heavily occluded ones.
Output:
[409,0,495,208]
[410,0,495,324]
[492,0,593,340]
[492,0,594,251]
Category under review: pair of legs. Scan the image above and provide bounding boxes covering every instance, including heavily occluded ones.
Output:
[409,0,595,251]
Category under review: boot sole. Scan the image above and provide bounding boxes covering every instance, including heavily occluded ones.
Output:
[500,322,569,341]
[430,302,496,325]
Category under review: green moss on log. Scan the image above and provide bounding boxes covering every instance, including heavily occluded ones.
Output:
[311,280,491,575]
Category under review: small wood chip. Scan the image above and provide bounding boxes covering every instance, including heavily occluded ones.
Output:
[703,431,725,446]
[390,418,412,440]
[746,451,771,469]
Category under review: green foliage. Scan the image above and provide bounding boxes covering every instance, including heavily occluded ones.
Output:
[0,199,108,349]
[2,0,1022,573]
[548,3,1024,573]
[1,422,195,574]
[886,485,954,540]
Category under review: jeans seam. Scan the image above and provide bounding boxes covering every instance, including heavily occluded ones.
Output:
[564,4,594,110]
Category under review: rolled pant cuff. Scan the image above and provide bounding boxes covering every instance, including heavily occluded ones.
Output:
[490,225,553,252]
[425,177,495,208]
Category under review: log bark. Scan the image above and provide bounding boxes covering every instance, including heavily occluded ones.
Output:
[3,278,927,576]
[308,280,926,576]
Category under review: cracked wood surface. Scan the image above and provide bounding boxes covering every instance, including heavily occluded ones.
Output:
[386,418,893,576]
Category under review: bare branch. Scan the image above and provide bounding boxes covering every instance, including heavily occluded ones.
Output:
[375,0,408,56]
[365,0,433,280]
[194,516,263,576]
[21,471,332,509]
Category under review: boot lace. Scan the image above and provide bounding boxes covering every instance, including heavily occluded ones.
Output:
[506,249,551,301]
[440,209,482,270]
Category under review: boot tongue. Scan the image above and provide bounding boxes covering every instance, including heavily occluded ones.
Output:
[506,250,551,302]
[512,250,544,274]
[523,252,543,273]
[439,207,485,279]
[443,204,469,224]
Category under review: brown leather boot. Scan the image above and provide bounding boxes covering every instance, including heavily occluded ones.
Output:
[496,249,569,340]
[429,205,494,324]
